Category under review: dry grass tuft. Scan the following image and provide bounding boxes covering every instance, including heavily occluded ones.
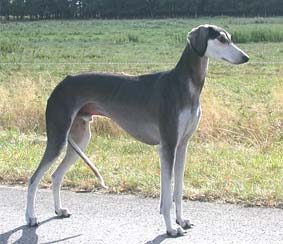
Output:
[91,117,124,137]
[199,87,237,142]
[0,76,46,132]
[0,75,282,149]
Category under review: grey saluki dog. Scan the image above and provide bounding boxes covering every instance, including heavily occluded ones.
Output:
[26,25,249,236]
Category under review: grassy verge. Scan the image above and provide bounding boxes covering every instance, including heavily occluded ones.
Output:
[0,131,282,207]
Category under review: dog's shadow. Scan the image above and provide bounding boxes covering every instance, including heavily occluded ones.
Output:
[1,216,185,244]
[145,231,189,244]
[0,216,81,244]
[145,234,168,244]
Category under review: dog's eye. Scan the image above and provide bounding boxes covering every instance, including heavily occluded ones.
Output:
[218,35,227,44]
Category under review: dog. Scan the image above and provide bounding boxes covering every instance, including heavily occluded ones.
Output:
[26,24,249,236]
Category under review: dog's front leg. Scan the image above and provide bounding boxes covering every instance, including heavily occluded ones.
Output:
[173,139,193,230]
[158,143,185,237]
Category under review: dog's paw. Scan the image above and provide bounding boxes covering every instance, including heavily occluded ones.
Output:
[26,217,39,227]
[166,227,186,237]
[55,208,71,218]
[176,219,194,230]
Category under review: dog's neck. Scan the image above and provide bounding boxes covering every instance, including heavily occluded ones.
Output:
[175,43,208,94]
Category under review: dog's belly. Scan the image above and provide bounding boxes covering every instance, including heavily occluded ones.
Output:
[111,116,160,145]
[78,103,160,145]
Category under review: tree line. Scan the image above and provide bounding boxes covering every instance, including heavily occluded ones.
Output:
[1,0,283,20]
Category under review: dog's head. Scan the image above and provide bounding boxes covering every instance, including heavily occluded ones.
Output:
[187,25,249,64]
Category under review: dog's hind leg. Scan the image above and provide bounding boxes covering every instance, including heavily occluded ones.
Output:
[25,133,68,226]
[51,116,91,217]
[26,102,74,226]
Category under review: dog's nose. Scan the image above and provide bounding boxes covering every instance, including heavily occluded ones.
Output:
[242,55,249,63]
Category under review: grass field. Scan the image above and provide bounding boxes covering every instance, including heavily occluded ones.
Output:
[0,17,282,207]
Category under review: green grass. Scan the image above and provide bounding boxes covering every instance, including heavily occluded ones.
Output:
[0,131,282,207]
[0,17,282,206]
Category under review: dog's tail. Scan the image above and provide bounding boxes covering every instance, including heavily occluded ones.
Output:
[68,137,108,189]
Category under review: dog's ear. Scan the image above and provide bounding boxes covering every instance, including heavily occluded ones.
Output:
[187,26,209,57]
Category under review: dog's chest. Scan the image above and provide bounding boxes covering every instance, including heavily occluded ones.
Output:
[177,106,201,142]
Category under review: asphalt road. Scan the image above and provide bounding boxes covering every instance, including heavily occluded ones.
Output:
[0,185,283,244]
